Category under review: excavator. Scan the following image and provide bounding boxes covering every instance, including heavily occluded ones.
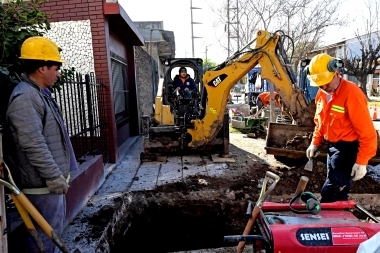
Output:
[141,30,380,163]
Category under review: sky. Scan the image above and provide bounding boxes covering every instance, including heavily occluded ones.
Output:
[118,0,366,63]
[119,0,227,63]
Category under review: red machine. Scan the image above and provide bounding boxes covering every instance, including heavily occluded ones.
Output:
[225,172,380,253]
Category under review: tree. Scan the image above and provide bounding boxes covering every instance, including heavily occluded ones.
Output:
[206,0,347,65]
[203,58,218,73]
[343,0,380,96]
[0,0,50,124]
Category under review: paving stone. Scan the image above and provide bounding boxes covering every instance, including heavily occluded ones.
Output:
[129,163,160,191]
[158,156,182,181]
[182,155,207,178]
[202,156,228,177]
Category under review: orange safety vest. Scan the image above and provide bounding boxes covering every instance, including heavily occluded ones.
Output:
[258,91,281,108]
[312,78,377,165]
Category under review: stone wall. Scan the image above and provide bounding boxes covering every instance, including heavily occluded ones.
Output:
[135,47,156,122]
[45,20,95,74]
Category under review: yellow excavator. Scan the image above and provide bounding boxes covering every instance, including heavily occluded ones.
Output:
[141,30,380,163]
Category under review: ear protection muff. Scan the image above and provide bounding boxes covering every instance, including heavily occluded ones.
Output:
[289,191,321,215]
[327,58,344,73]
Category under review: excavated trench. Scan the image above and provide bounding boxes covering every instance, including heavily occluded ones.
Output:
[74,186,380,253]
[88,190,248,252]
[64,133,380,253]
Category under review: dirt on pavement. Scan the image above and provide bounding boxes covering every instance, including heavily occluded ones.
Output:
[157,132,380,202]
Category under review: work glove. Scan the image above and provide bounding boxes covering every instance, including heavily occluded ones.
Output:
[46,175,69,195]
[306,144,318,159]
[351,163,367,181]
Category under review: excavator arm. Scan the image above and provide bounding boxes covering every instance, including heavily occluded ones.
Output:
[188,30,315,148]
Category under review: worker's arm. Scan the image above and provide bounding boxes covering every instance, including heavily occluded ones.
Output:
[311,91,324,147]
[188,78,197,91]
[6,91,62,180]
[348,91,377,165]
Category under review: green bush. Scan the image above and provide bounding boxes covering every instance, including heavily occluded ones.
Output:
[0,0,50,124]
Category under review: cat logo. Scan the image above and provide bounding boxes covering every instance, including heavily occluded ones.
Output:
[209,108,217,114]
[213,76,222,87]
[207,74,228,87]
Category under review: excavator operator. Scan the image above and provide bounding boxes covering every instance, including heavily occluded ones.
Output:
[173,66,197,99]
[305,53,377,203]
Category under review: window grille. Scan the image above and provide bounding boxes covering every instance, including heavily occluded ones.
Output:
[111,55,130,125]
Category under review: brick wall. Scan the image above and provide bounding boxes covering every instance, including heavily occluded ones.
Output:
[40,0,118,162]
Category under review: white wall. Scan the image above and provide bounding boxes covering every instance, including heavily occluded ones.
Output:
[45,20,95,74]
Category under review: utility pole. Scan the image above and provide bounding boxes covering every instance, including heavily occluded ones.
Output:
[227,0,240,56]
[205,44,212,63]
[227,0,230,56]
[190,0,202,57]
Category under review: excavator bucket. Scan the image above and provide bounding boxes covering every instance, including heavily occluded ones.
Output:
[265,122,318,159]
[265,122,380,164]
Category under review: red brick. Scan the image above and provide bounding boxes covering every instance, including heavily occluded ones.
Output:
[90,19,104,24]
[71,15,89,21]
[69,0,82,4]
[47,11,58,16]
[57,9,71,14]
[52,14,64,18]
[93,35,105,40]
[91,27,105,32]
[88,2,102,7]
[89,9,103,15]
[51,5,66,10]
[65,13,80,17]
[75,11,91,16]
[75,3,89,8]
[43,2,57,7]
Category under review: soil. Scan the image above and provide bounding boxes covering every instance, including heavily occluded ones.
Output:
[158,132,380,199]
[60,130,380,252]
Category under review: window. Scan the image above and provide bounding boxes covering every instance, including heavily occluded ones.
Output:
[111,54,129,125]
[373,73,380,94]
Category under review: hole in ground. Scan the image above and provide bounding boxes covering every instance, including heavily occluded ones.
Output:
[97,191,250,253]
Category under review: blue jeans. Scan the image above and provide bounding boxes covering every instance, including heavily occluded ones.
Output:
[321,140,358,203]
[25,193,66,253]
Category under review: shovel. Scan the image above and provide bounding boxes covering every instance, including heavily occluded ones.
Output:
[304,151,320,172]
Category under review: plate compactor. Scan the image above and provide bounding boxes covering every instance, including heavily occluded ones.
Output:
[225,172,380,253]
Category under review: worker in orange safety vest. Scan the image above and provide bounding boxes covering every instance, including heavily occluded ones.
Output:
[256,91,282,111]
[306,53,377,203]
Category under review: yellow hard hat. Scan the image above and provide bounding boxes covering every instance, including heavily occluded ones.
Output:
[307,53,335,87]
[19,37,65,63]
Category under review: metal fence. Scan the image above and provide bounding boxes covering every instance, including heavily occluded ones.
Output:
[53,72,109,163]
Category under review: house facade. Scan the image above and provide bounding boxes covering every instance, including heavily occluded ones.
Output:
[39,0,144,163]
[35,0,145,226]
[309,33,380,96]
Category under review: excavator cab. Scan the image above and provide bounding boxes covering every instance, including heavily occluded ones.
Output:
[141,58,230,161]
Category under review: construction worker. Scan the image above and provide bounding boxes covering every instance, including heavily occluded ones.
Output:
[256,91,282,111]
[306,53,377,203]
[6,37,77,252]
[173,66,197,98]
